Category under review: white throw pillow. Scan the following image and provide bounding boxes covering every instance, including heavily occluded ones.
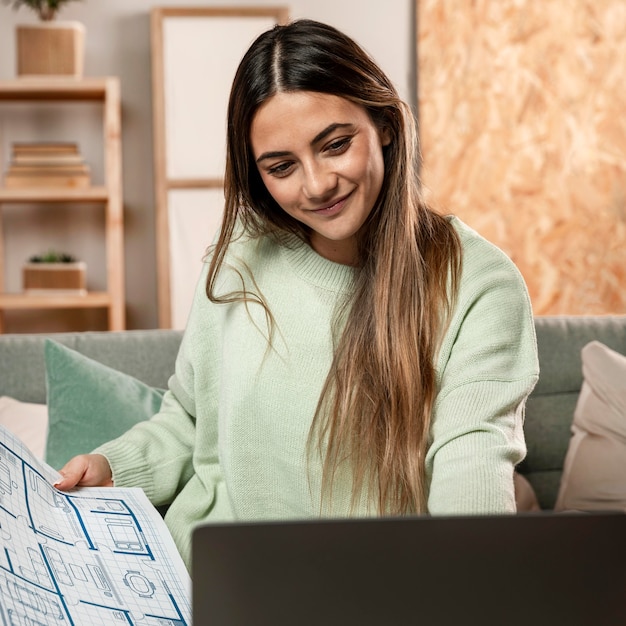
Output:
[555,341,626,512]
[0,396,48,460]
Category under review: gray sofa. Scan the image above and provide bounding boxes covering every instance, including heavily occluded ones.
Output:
[1,315,625,509]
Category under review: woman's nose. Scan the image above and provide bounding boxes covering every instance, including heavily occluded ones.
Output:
[301,163,338,200]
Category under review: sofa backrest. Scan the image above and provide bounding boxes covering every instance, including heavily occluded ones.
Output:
[523,315,626,508]
[0,329,183,404]
[1,315,626,510]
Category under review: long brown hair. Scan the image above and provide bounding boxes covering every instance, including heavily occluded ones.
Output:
[207,19,462,514]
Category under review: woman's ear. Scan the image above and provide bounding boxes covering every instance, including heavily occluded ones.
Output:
[380,126,392,147]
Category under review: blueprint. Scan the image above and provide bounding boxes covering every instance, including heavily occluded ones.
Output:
[0,424,191,625]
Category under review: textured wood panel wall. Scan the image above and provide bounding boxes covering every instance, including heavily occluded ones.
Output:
[417,0,626,314]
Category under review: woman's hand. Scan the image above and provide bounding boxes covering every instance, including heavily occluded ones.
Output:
[54,454,113,491]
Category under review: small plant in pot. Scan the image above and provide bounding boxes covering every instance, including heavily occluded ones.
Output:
[4,0,82,21]
[29,250,77,263]
[4,0,86,77]
[23,250,87,295]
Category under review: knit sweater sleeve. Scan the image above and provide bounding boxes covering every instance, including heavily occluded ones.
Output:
[94,266,212,506]
[95,390,196,506]
[425,220,539,514]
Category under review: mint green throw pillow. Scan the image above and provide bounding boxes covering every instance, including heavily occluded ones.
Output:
[44,340,165,470]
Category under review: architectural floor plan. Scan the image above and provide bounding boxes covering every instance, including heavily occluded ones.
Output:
[0,425,191,625]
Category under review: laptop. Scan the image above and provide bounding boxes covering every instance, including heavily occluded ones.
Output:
[192,512,626,626]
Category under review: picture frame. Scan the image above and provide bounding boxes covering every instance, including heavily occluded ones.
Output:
[151,6,289,328]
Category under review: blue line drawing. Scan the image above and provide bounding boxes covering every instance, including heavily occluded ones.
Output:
[0,425,191,625]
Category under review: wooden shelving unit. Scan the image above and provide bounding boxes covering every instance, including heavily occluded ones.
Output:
[0,77,125,333]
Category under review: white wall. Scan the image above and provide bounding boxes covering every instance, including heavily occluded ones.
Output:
[0,0,415,329]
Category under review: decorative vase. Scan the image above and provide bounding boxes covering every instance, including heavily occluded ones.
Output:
[23,261,87,295]
[16,21,86,78]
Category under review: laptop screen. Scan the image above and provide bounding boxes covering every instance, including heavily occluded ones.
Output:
[192,512,626,626]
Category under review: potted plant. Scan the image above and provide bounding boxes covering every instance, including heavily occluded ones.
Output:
[23,250,87,295]
[4,0,85,78]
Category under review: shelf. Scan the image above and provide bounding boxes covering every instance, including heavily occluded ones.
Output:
[0,76,125,332]
[0,78,115,102]
[0,187,108,204]
[0,292,111,310]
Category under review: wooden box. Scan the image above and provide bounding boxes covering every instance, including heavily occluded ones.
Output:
[16,22,85,78]
[23,262,87,295]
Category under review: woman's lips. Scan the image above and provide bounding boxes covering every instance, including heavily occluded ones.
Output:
[311,192,352,216]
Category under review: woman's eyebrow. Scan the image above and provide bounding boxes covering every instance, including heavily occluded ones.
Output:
[256,123,355,164]
[311,122,355,145]
[256,150,291,164]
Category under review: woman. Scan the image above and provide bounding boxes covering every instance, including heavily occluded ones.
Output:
[57,19,539,570]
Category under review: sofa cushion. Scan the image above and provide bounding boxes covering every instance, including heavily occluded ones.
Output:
[0,396,48,460]
[523,315,626,509]
[44,340,166,470]
[555,341,626,512]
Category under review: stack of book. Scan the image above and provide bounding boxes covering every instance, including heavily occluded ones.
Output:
[3,142,91,189]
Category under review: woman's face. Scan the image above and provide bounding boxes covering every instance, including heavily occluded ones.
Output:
[250,91,389,265]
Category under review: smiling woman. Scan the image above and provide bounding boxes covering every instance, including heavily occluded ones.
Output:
[57,19,539,571]
[251,91,389,265]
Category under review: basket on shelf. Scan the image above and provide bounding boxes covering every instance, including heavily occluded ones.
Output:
[5,0,85,78]
[23,251,87,295]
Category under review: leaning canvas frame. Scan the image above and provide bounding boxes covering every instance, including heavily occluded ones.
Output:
[151,6,289,329]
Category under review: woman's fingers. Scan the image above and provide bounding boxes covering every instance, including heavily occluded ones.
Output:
[54,454,113,490]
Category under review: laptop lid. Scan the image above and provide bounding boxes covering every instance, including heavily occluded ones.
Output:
[192,512,626,626]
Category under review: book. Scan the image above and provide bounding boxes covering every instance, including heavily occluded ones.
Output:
[4,171,91,189]
[11,154,87,167]
[12,141,80,155]
[7,164,91,175]
[3,142,91,189]
[11,141,78,153]
[0,423,192,625]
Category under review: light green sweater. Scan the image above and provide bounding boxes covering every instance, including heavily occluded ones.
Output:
[97,217,539,569]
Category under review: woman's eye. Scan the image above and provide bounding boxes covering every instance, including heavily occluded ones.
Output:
[327,137,351,154]
[267,162,293,177]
